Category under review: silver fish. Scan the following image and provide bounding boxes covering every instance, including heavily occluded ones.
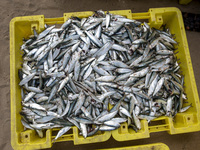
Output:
[19,10,187,140]
[53,126,71,141]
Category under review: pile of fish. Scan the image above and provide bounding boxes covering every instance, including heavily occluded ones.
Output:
[19,10,191,141]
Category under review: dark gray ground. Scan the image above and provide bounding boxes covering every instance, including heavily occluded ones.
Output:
[1,0,200,149]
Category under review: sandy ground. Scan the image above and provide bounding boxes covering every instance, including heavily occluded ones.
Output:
[0,0,200,149]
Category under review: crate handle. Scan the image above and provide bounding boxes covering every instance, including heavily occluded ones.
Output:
[149,124,169,133]
[132,12,150,20]
[44,17,64,25]
[43,12,150,24]
[132,10,163,29]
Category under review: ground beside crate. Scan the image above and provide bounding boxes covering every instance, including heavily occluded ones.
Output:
[10,8,200,150]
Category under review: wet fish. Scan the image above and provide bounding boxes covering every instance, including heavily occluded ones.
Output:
[19,10,187,140]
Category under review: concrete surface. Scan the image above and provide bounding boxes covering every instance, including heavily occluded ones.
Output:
[0,0,200,149]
